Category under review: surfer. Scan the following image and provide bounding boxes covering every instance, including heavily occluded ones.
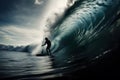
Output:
[42,37,51,55]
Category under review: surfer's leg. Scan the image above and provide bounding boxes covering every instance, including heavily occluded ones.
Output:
[46,48,48,54]
[48,49,51,55]
[47,46,51,55]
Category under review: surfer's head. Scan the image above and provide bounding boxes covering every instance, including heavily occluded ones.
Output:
[45,37,48,40]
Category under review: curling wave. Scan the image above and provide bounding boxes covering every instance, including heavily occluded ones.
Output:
[47,0,120,67]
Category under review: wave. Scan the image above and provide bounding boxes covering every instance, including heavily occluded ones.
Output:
[47,0,120,67]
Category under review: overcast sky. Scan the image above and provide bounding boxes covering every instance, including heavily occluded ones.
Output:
[0,0,74,45]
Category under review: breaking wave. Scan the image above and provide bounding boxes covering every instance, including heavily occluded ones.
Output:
[47,0,120,67]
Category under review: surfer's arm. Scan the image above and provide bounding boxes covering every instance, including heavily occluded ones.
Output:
[42,42,46,46]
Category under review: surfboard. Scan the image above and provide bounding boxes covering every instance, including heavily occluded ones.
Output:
[36,53,54,57]
[36,54,48,56]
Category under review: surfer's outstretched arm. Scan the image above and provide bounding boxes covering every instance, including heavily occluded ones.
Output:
[42,41,46,46]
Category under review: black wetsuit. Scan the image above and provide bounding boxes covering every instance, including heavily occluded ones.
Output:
[43,38,51,55]
[45,39,51,50]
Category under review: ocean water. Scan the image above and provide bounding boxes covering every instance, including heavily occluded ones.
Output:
[0,50,89,79]
[0,51,55,79]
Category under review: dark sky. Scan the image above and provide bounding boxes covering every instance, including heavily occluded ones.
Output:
[0,0,46,26]
[0,0,49,45]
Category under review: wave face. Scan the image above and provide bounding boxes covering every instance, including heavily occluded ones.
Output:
[47,0,120,67]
